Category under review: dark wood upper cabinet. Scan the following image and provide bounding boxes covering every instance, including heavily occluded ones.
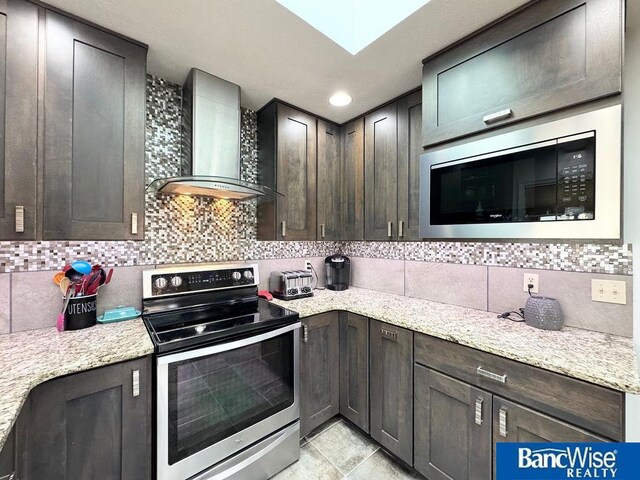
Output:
[341,118,364,241]
[414,366,492,480]
[0,0,38,240]
[300,312,339,437]
[397,91,422,241]
[369,319,413,465]
[317,119,341,241]
[257,103,317,241]
[422,0,623,146]
[17,356,152,480]
[364,103,398,241]
[42,9,146,240]
[339,312,369,433]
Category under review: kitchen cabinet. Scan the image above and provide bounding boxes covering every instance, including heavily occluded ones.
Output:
[414,366,492,480]
[42,8,146,240]
[397,91,422,241]
[339,312,369,433]
[341,118,364,240]
[369,319,413,465]
[0,0,38,240]
[422,0,622,146]
[300,312,339,437]
[317,119,342,240]
[0,426,15,480]
[492,398,605,444]
[364,103,398,240]
[257,102,317,241]
[17,356,152,480]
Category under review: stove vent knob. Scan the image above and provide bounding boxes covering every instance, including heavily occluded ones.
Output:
[243,270,253,279]
[170,276,183,287]
[154,277,168,289]
[232,271,242,281]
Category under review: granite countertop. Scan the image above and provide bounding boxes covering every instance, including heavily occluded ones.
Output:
[0,319,153,450]
[272,287,640,395]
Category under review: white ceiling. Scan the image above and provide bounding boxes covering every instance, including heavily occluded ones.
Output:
[44,0,528,123]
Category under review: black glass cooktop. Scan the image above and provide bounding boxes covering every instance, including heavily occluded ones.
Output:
[143,297,299,354]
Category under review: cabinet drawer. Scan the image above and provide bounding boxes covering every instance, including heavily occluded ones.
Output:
[414,333,624,440]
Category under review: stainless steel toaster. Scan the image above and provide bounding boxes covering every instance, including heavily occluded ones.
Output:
[269,270,314,300]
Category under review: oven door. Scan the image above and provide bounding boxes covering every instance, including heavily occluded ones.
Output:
[156,322,300,480]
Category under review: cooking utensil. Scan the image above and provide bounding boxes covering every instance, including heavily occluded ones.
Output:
[57,288,74,332]
[65,268,84,283]
[104,268,113,285]
[86,275,101,296]
[53,271,65,285]
[59,277,71,296]
[71,260,92,275]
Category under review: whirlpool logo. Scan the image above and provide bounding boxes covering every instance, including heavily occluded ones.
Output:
[497,443,640,480]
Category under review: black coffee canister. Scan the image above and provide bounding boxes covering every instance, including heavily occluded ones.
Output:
[64,294,97,330]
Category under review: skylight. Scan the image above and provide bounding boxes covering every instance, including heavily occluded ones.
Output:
[275,0,431,55]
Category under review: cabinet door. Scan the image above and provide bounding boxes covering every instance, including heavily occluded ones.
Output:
[341,118,364,240]
[317,120,341,241]
[0,425,14,479]
[0,0,38,239]
[493,397,606,444]
[339,312,369,432]
[364,104,397,241]
[422,0,622,146]
[18,356,152,480]
[43,10,146,240]
[276,104,317,241]
[300,312,339,437]
[370,319,413,464]
[414,366,492,480]
[397,91,422,241]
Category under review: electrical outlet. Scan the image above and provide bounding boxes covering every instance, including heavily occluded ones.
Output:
[305,260,313,272]
[523,273,539,293]
[591,279,626,305]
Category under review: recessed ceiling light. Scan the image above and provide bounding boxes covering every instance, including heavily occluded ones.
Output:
[330,92,352,106]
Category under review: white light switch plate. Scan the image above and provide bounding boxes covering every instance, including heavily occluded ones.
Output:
[591,279,626,305]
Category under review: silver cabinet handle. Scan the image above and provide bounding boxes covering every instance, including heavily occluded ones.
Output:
[281,221,286,237]
[380,327,398,340]
[475,397,483,426]
[398,220,404,238]
[483,108,512,124]
[132,369,140,397]
[320,224,325,238]
[499,407,508,437]
[131,212,138,235]
[477,366,507,383]
[15,206,25,233]
[387,221,392,237]
[302,324,308,343]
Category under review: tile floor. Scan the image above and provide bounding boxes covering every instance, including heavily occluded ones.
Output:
[273,417,422,480]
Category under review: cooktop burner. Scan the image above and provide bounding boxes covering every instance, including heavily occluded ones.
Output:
[142,263,299,354]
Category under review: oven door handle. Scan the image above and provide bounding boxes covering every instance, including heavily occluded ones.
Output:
[157,321,301,365]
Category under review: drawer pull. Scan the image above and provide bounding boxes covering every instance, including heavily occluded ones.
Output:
[302,324,308,343]
[132,369,140,397]
[483,108,512,124]
[387,221,393,237]
[15,206,25,233]
[320,224,326,238]
[499,407,508,437]
[398,220,404,238]
[477,366,507,383]
[131,212,138,235]
[281,221,286,237]
[475,397,483,425]
[380,327,398,340]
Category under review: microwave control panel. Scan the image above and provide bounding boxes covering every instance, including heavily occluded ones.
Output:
[556,137,595,219]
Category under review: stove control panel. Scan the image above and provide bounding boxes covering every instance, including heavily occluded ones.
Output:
[144,264,259,298]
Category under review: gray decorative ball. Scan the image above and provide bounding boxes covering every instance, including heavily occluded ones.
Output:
[524,296,564,331]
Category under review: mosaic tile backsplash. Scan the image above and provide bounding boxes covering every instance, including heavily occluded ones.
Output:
[0,75,632,275]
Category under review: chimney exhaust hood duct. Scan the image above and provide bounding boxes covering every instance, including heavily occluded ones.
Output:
[149,69,276,201]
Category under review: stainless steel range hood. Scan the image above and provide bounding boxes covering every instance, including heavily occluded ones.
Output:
[149,69,275,201]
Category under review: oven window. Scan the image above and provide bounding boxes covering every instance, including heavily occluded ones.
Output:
[167,331,294,465]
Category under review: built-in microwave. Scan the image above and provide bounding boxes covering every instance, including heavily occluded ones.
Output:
[419,105,621,239]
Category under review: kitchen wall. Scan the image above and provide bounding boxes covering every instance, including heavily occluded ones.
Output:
[0,75,633,336]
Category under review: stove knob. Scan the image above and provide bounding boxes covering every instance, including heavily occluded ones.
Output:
[232,271,242,281]
[243,270,253,279]
[154,277,168,289]
[170,276,183,287]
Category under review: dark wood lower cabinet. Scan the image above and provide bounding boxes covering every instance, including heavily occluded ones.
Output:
[300,312,340,437]
[339,312,369,433]
[0,426,15,480]
[414,366,492,480]
[17,356,152,480]
[369,319,413,465]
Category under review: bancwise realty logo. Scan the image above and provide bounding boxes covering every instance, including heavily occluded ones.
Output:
[496,443,640,480]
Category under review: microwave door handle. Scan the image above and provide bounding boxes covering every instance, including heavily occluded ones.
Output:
[157,322,301,364]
